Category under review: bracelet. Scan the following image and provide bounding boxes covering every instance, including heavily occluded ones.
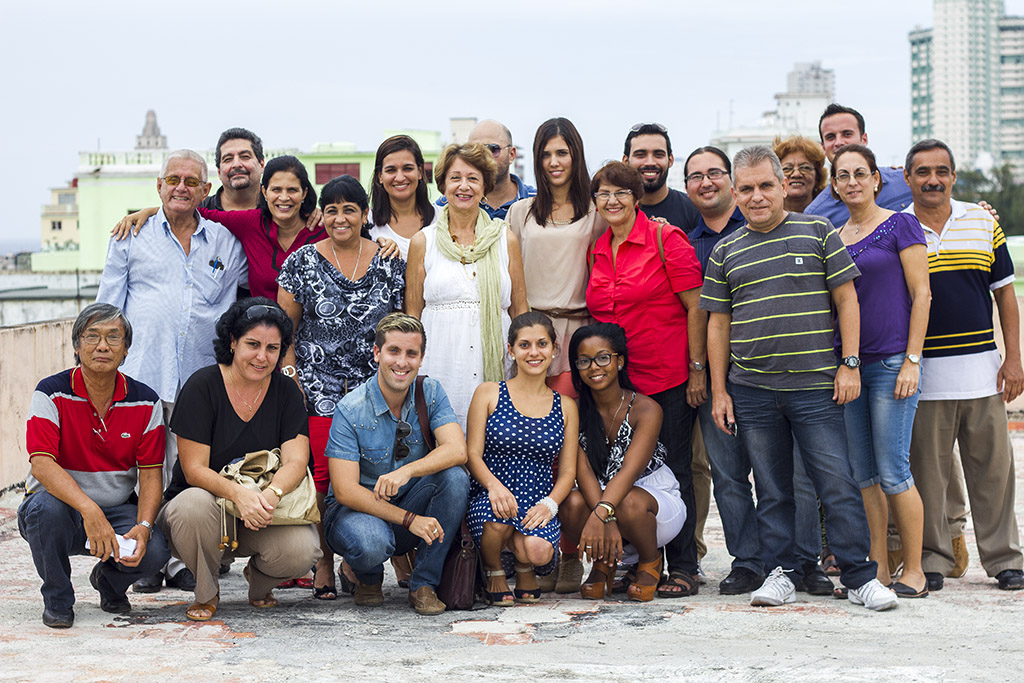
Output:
[601,513,618,524]
[538,496,558,516]
[402,510,417,530]
[595,501,616,518]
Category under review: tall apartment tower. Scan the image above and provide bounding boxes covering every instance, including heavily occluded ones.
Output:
[910,0,1024,169]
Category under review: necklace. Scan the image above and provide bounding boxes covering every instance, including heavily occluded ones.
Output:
[227,366,266,415]
[842,206,881,237]
[603,390,627,444]
[330,238,363,280]
[448,226,477,278]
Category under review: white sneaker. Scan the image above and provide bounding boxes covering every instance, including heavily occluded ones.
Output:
[750,567,795,606]
[848,579,899,611]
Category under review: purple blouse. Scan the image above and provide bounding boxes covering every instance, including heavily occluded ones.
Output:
[834,212,926,365]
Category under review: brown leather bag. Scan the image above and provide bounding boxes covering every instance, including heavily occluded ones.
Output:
[415,376,482,610]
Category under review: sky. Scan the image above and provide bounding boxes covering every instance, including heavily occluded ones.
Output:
[3,0,1021,252]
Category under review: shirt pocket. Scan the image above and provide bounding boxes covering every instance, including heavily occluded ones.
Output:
[194,266,230,306]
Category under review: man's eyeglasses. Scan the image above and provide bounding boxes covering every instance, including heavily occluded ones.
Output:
[685,169,729,185]
[162,175,203,188]
[782,163,816,177]
[246,304,286,321]
[593,190,633,202]
[630,122,668,133]
[574,352,620,370]
[482,143,512,158]
[81,332,124,347]
[835,169,873,183]
[394,419,412,460]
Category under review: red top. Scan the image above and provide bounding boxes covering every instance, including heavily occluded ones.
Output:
[586,211,703,395]
[198,208,326,300]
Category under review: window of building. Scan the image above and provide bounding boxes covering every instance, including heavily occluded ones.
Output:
[58,193,75,205]
[51,221,62,231]
[315,163,360,184]
[424,162,434,184]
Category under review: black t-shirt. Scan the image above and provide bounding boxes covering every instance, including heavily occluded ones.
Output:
[640,189,700,233]
[166,365,309,499]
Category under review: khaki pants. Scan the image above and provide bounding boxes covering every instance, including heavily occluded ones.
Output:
[157,488,321,604]
[692,419,711,562]
[910,396,1023,576]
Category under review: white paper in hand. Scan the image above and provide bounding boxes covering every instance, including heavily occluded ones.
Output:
[85,534,138,556]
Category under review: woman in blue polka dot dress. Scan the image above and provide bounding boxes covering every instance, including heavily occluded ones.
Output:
[466,312,579,605]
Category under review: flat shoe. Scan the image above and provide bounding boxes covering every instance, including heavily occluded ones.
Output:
[132,572,163,594]
[891,581,929,598]
[657,570,698,598]
[165,567,197,592]
[90,562,131,614]
[186,601,218,621]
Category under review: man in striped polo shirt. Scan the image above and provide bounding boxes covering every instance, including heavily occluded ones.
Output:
[17,304,170,628]
[700,146,897,610]
[904,139,1024,592]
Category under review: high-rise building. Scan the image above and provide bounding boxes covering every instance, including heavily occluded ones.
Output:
[910,0,1024,169]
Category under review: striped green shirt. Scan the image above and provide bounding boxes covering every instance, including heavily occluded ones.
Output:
[699,213,859,391]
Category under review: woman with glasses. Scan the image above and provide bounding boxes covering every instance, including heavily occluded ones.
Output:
[772,136,828,214]
[369,135,439,259]
[406,143,529,430]
[157,298,321,621]
[585,162,705,598]
[560,323,685,602]
[832,144,930,598]
[465,312,578,605]
[277,176,405,600]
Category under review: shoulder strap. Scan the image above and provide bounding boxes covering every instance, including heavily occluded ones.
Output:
[415,375,435,451]
[656,221,667,267]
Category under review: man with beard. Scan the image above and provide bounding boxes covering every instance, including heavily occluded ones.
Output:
[202,128,266,211]
[436,119,535,220]
[623,123,700,232]
[903,139,1024,592]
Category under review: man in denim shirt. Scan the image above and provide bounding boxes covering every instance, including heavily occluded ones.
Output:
[323,313,469,615]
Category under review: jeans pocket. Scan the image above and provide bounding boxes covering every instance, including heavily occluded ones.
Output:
[879,353,906,371]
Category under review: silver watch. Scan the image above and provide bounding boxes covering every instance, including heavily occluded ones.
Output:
[690,360,706,372]
[906,354,921,365]
[138,520,153,533]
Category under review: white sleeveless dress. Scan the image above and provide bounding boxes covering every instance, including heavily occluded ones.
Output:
[420,227,512,430]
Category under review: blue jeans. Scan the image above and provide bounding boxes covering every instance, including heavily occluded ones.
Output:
[792,446,824,564]
[650,382,697,575]
[844,354,919,494]
[17,491,171,612]
[729,383,877,589]
[324,467,470,591]
[698,390,762,574]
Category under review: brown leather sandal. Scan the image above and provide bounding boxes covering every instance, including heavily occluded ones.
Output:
[580,560,616,600]
[627,558,663,602]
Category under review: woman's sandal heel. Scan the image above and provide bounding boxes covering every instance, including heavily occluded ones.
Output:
[485,569,515,607]
[580,560,616,600]
[627,557,663,602]
[513,563,541,604]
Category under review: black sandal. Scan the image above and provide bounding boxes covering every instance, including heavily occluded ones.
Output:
[312,585,337,600]
[657,570,698,598]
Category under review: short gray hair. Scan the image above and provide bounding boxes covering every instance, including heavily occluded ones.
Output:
[733,146,785,184]
[72,303,133,365]
[160,149,208,183]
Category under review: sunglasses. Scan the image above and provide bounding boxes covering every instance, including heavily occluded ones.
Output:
[162,175,204,188]
[394,419,412,460]
[629,122,668,133]
[245,304,286,321]
[482,143,512,157]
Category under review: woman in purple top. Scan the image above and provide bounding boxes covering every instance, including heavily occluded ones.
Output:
[832,144,931,598]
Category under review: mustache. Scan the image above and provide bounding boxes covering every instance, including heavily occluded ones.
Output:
[639,166,663,174]
[922,183,945,192]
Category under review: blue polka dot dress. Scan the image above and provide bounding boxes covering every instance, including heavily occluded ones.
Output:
[467,381,563,551]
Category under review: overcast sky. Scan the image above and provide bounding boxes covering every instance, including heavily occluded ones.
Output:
[3,0,1021,252]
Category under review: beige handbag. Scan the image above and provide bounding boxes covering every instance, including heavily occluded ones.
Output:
[216,449,320,549]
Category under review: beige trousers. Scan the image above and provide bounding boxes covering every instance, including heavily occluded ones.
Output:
[157,487,321,604]
[909,396,1023,576]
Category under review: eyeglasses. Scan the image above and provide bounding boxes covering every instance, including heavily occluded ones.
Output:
[593,189,633,202]
[81,332,124,347]
[574,352,620,370]
[685,169,729,184]
[245,304,286,321]
[482,143,512,157]
[162,175,204,188]
[835,169,873,183]
[782,163,815,176]
[393,419,412,460]
[630,122,668,133]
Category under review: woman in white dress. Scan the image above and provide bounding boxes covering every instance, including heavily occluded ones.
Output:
[368,135,438,259]
[406,143,528,430]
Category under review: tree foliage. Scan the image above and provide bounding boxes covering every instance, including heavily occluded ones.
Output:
[955,164,1024,235]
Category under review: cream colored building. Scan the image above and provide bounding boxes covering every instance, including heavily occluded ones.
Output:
[39,182,78,251]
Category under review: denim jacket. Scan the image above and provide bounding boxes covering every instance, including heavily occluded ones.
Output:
[324,375,457,500]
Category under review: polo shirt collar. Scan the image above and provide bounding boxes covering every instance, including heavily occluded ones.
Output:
[691,206,744,240]
[71,367,128,402]
[907,198,964,235]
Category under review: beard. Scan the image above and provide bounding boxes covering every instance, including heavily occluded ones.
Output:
[639,165,668,194]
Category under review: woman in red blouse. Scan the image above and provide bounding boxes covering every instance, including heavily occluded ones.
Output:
[585,161,705,598]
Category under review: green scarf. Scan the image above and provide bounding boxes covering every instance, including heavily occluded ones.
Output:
[435,207,506,382]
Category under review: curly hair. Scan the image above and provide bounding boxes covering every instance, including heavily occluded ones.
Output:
[213,297,294,367]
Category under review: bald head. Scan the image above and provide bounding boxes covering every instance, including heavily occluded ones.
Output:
[468,119,515,181]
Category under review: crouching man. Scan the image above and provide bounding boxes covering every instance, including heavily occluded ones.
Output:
[18,303,170,628]
[323,313,469,615]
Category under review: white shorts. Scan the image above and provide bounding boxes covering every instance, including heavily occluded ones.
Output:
[621,464,686,565]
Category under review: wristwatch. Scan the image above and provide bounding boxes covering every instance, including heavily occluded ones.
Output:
[689,360,706,372]
[266,484,284,498]
[137,520,153,535]
[281,365,297,378]
[841,356,861,369]
[906,354,921,365]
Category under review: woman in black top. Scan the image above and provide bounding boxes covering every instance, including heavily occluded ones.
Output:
[157,298,320,621]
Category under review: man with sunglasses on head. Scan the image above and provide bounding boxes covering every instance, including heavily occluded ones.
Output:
[96,149,247,594]
[322,313,470,615]
[623,122,700,233]
[436,119,535,219]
